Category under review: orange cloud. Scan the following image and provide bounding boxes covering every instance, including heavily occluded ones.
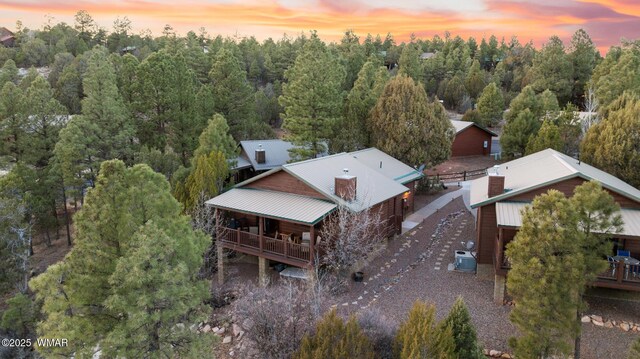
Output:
[577,0,640,17]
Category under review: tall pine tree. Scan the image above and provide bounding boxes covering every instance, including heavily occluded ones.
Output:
[280,32,345,160]
[30,160,212,358]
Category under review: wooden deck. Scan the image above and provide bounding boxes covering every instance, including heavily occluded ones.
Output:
[596,261,640,291]
[494,235,640,291]
[219,227,313,268]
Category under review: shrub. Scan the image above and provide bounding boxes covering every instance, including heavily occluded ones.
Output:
[357,308,396,359]
[441,297,484,359]
[295,309,374,359]
[234,282,318,359]
[395,301,455,359]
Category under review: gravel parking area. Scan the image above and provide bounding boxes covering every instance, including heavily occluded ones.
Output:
[338,197,640,358]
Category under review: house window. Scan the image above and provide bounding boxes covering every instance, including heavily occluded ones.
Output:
[483,140,488,148]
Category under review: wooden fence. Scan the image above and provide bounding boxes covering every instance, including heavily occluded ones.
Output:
[427,168,488,183]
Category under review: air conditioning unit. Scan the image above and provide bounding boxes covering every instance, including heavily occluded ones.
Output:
[454,251,476,272]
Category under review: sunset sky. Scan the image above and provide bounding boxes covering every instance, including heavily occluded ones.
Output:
[1,0,639,52]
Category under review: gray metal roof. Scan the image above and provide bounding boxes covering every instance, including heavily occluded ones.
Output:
[471,149,640,208]
[496,202,640,237]
[281,152,409,212]
[230,156,252,170]
[450,119,498,136]
[349,148,424,184]
[240,140,295,171]
[205,188,336,224]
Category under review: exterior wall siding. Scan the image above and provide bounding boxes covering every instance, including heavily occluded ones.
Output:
[245,171,327,200]
[508,177,640,209]
[476,203,497,264]
[451,126,492,157]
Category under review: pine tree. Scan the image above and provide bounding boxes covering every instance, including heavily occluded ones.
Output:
[0,59,19,86]
[182,151,228,212]
[0,82,25,160]
[395,301,455,359]
[476,82,504,127]
[580,92,640,188]
[525,119,563,155]
[501,109,540,158]
[193,114,238,160]
[135,50,201,163]
[30,160,212,358]
[506,182,622,359]
[504,85,541,123]
[442,73,467,111]
[0,293,34,338]
[335,59,388,151]
[369,74,454,167]
[280,32,345,160]
[569,29,598,107]
[54,46,135,193]
[210,48,268,140]
[506,190,583,358]
[530,36,573,105]
[295,309,374,359]
[590,48,640,117]
[538,89,560,117]
[465,60,486,100]
[398,41,422,83]
[441,297,484,359]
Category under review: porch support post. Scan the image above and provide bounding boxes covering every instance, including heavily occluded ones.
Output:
[309,224,315,266]
[259,216,264,253]
[497,227,504,269]
[217,243,225,285]
[493,274,506,305]
[258,256,268,287]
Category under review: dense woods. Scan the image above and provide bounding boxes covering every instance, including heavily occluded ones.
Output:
[1,9,640,358]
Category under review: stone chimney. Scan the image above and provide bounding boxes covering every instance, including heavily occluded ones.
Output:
[488,165,505,198]
[255,144,266,164]
[335,168,357,201]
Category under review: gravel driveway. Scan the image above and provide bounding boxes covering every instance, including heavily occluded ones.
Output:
[338,197,640,358]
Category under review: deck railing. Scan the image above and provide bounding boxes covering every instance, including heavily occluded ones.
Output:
[219,227,310,263]
[597,261,640,285]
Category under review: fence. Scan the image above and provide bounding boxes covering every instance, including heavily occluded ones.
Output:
[418,167,488,193]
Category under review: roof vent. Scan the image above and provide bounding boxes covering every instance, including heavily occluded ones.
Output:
[335,168,357,201]
[255,144,266,164]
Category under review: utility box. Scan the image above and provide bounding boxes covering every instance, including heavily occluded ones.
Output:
[454,250,476,272]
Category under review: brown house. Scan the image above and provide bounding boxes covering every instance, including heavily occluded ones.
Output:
[207,148,423,284]
[450,120,497,157]
[470,149,640,303]
[0,27,15,47]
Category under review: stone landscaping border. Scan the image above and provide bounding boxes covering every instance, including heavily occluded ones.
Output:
[581,314,640,332]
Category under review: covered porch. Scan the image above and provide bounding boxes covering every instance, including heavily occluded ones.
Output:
[494,202,640,291]
[206,188,337,270]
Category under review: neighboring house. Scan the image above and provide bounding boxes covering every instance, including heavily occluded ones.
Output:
[470,149,640,303]
[0,27,15,47]
[230,139,327,182]
[207,148,424,283]
[450,120,497,157]
[419,52,436,60]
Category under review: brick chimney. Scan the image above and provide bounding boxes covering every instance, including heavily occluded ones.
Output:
[488,165,505,198]
[255,144,266,164]
[335,168,357,201]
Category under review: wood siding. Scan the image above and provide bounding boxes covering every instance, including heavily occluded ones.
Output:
[245,171,327,200]
[476,203,497,264]
[452,126,492,157]
[508,177,640,209]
